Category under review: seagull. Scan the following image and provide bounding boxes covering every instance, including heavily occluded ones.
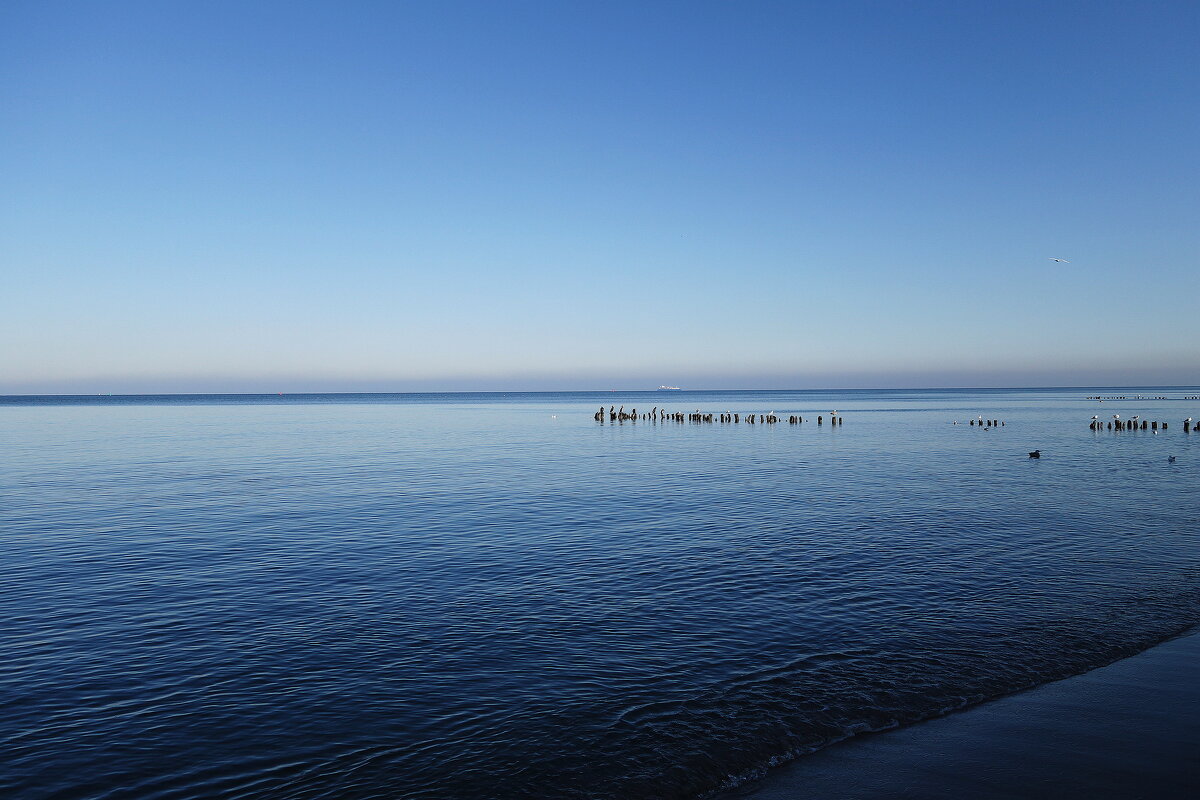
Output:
[1049,257,1071,263]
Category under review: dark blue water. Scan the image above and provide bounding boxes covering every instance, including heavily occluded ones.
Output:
[3,389,1199,799]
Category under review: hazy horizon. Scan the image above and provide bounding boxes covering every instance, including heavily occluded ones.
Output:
[4,368,1199,396]
[4,359,1198,395]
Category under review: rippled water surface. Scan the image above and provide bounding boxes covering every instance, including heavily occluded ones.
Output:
[3,389,1200,799]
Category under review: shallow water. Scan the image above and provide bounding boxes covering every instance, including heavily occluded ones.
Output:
[2,388,1199,799]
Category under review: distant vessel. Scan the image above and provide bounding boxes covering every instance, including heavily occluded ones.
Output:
[657,385,683,391]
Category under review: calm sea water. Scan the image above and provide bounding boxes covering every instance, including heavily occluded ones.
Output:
[3,388,1199,799]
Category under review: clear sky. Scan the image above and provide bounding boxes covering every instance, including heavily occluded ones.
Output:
[2,0,1197,392]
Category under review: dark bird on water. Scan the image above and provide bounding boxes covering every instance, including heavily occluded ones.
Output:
[1168,456,1177,463]
[1028,450,1041,458]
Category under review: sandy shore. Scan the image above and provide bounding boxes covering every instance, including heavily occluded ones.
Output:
[740,629,1200,799]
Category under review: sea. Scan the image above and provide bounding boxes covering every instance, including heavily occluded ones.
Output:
[2,388,1199,799]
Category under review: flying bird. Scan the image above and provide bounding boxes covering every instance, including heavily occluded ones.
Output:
[1049,257,1071,263]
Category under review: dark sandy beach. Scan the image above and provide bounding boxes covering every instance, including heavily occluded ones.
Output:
[742,629,1200,799]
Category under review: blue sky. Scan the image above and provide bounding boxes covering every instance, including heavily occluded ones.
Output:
[2,0,1197,392]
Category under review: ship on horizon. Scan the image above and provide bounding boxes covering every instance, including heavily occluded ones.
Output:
[657,385,683,391]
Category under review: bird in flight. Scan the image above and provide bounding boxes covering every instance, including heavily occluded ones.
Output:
[1049,257,1070,263]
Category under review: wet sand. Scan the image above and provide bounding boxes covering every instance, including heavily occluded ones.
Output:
[742,629,1200,799]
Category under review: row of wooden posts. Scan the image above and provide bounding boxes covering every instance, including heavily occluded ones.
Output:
[1087,395,1174,400]
[590,406,1195,431]
[1090,419,1182,431]
[594,406,843,425]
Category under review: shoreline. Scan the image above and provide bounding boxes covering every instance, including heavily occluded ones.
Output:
[736,627,1200,798]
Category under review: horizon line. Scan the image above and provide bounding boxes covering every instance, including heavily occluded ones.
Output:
[4,384,1200,398]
